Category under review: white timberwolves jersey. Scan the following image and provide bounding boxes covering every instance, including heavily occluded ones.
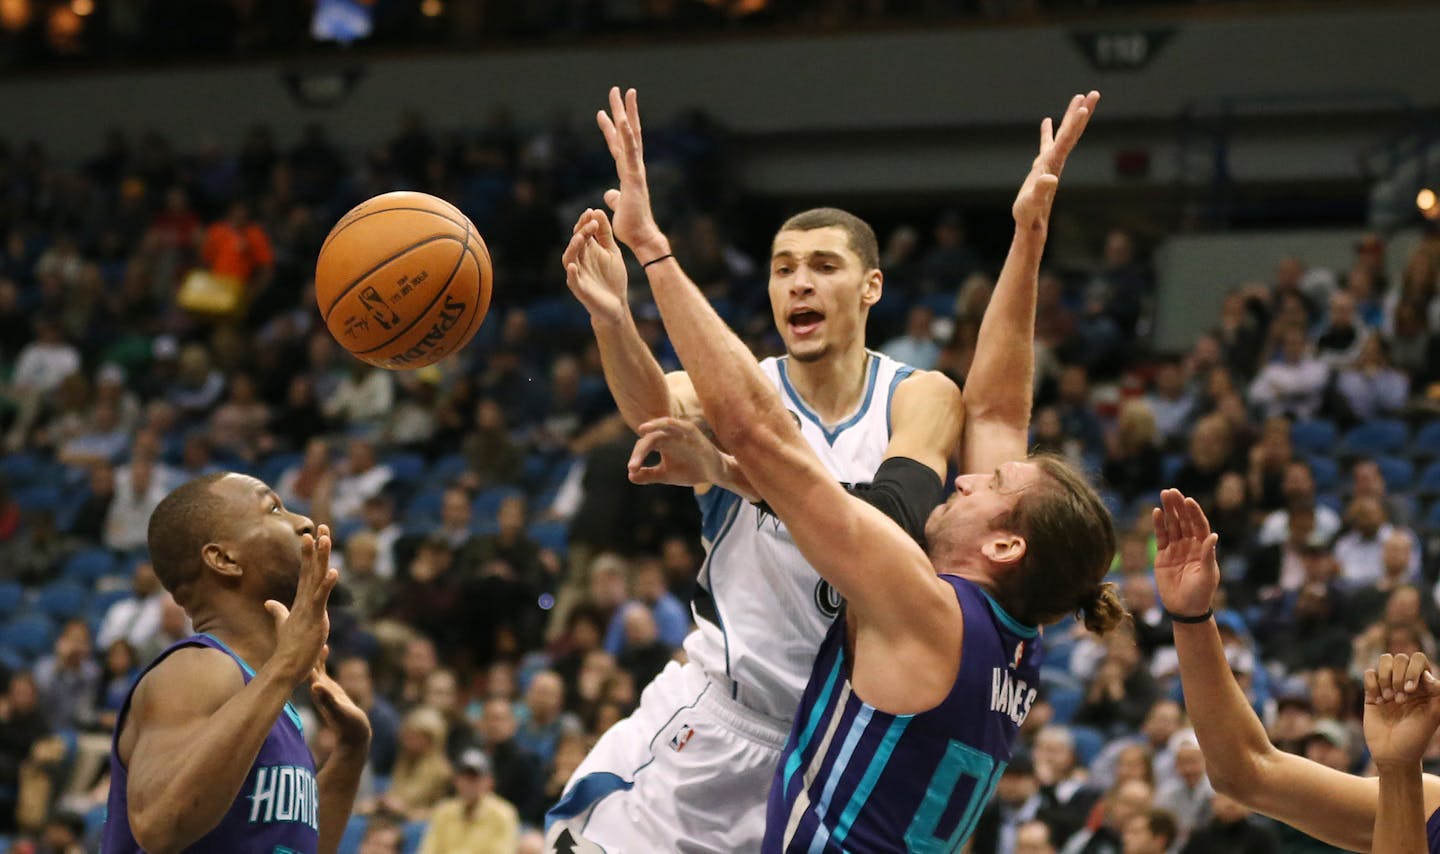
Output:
[684,350,916,721]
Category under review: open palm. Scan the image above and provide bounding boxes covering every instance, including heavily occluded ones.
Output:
[1152,488,1221,619]
[1013,91,1099,235]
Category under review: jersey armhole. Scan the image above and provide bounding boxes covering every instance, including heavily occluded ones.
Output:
[113,640,227,771]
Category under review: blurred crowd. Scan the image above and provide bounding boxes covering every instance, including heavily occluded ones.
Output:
[0,97,1438,854]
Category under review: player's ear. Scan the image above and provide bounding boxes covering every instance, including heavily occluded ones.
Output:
[202,541,243,579]
[982,534,1027,567]
[861,268,883,309]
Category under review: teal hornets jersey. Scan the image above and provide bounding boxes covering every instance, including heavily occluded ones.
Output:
[765,576,1042,853]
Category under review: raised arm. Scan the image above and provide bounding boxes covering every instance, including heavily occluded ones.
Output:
[583,87,950,642]
[561,208,701,430]
[1363,653,1440,854]
[1154,489,1440,851]
[964,92,1097,474]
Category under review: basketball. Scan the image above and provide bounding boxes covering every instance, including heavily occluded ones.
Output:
[315,191,492,370]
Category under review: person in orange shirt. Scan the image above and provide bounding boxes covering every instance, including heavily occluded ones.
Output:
[202,201,274,286]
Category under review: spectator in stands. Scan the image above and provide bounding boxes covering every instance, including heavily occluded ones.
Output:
[1091,700,1183,791]
[330,438,394,526]
[95,639,139,732]
[200,200,273,294]
[33,619,100,732]
[604,559,689,654]
[102,455,166,553]
[974,753,1043,853]
[1078,626,1158,734]
[1054,365,1104,457]
[0,509,76,585]
[325,362,395,434]
[1257,460,1341,552]
[6,314,80,407]
[358,492,402,580]
[1255,546,1353,673]
[0,672,50,834]
[342,532,392,621]
[1350,459,1410,527]
[1017,818,1059,854]
[396,637,440,711]
[1333,335,1409,423]
[0,478,18,545]
[1180,791,1279,853]
[613,605,671,690]
[1248,327,1329,420]
[919,210,976,294]
[1060,779,1154,854]
[207,372,272,461]
[1145,357,1195,448]
[476,698,544,825]
[270,375,329,452]
[1034,725,1100,843]
[1334,496,1417,588]
[417,748,520,854]
[882,305,940,370]
[1121,808,1178,854]
[357,815,404,854]
[1171,414,1238,509]
[515,670,577,768]
[96,560,165,653]
[1154,732,1211,839]
[1313,291,1368,367]
[69,462,116,542]
[435,486,475,551]
[389,536,465,648]
[166,344,226,423]
[377,706,454,821]
[1214,290,1266,380]
[461,398,524,490]
[337,655,401,778]
[1102,400,1163,504]
[422,668,474,761]
[56,400,130,468]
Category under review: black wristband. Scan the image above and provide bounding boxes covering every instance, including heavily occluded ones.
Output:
[1165,607,1214,624]
[642,253,674,269]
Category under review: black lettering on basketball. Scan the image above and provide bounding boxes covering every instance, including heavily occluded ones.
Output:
[386,293,468,367]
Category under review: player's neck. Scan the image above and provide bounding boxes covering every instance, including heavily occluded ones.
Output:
[189,602,278,672]
[786,342,870,424]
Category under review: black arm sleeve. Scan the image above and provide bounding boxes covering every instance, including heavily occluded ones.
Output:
[753,456,945,546]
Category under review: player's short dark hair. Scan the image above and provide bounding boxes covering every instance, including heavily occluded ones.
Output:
[777,208,880,271]
[147,472,234,601]
[990,453,1124,634]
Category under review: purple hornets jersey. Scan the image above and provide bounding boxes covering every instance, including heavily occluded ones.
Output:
[765,575,1042,853]
[103,633,319,854]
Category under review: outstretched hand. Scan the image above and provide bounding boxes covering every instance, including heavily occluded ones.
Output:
[1151,488,1220,620]
[266,523,339,686]
[628,417,732,488]
[1013,91,1099,235]
[563,208,630,325]
[1364,652,1440,768]
[597,86,669,261]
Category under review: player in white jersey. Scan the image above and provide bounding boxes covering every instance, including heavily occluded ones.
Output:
[545,86,1084,852]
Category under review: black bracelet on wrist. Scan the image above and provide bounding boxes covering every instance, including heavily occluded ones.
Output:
[642,253,674,269]
[1165,607,1214,624]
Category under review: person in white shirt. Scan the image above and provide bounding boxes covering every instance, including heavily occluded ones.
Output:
[1248,327,1330,420]
[1334,496,1419,589]
[1258,459,1342,548]
[329,438,393,525]
[96,561,167,652]
[1145,357,1195,447]
[103,456,168,553]
[323,362,395,432]
[4,316,82,452]
[880,305,941,370]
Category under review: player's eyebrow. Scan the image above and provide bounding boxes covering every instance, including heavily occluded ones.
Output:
[994,467,1006,491]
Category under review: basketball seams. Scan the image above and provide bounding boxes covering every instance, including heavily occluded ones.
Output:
[319,205,471,256]
[352,228,470,356]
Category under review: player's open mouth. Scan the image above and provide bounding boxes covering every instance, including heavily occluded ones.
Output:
[788,308,825,336]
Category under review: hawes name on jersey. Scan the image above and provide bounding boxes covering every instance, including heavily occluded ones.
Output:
[990,667,1037,726]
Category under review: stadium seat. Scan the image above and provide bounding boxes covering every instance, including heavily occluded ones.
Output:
[1374,456,1415,493]
[406,488,445,521]
[1307,456,1341,494]
[88,589,132,623]
[0,614,56,658]
[1412,421,1440,460]
[1070,725,1106,766]
[384,452,426,485]
[61,548,118,586]
[257,452,303,487]
[1041,669,1084,724]
[1316,493,1343,515]
[472,486,523,523]
[0,452,44,486]
[1161,453,1185,485]
[1337,419,1408,457]
[0,581,22,620]
[338,815,367,854]
[528,519,569,555]
[1425,500,1440,534]
[1290,419,1338,455]
[36,581,88,620]
[1416,461,1440,499]
[523,453,554,488]
[403,820,427,854]
[426,452,469,485]
[14,483,63,513]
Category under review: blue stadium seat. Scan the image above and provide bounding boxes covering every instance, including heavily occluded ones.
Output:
[1316,493,1343,515]
[0,452,44,486]
[1070,725,1106,766]
[472,486,523,524]
[1338,419,1408,457]
[88,589,132,623]
[1417,461,1440,499]
[1044,640,1075,674]
[1290,419,1338,455]
[406,488,445,521]
[523,453,554,488]
[1426,500,1440,534]
[426,452,469,485]
[61,548,118,586]
[1161,453,1185,485]
[0,581,22,620]
[1041,669,1084,724]
[1375,456,1415,493]
[1307,456,1341,494]
[36,581,88,620]
[338,815,367,854]
[384,452,426,485]
[1412,421,1440,459]
[529,519,569,555]
[0,615,56,658]
[257,452,303,487]
[14,483,63,513]
[403,820,427,854]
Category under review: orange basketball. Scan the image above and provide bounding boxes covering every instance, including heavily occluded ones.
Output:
[316,191,492,370]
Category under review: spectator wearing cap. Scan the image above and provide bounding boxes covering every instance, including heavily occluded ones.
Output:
[1180,791,1279,854]
[1333,496,1418,590]
[1153,731,1212,840]
[1121,808,1178,854]
[416,747,520,854]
